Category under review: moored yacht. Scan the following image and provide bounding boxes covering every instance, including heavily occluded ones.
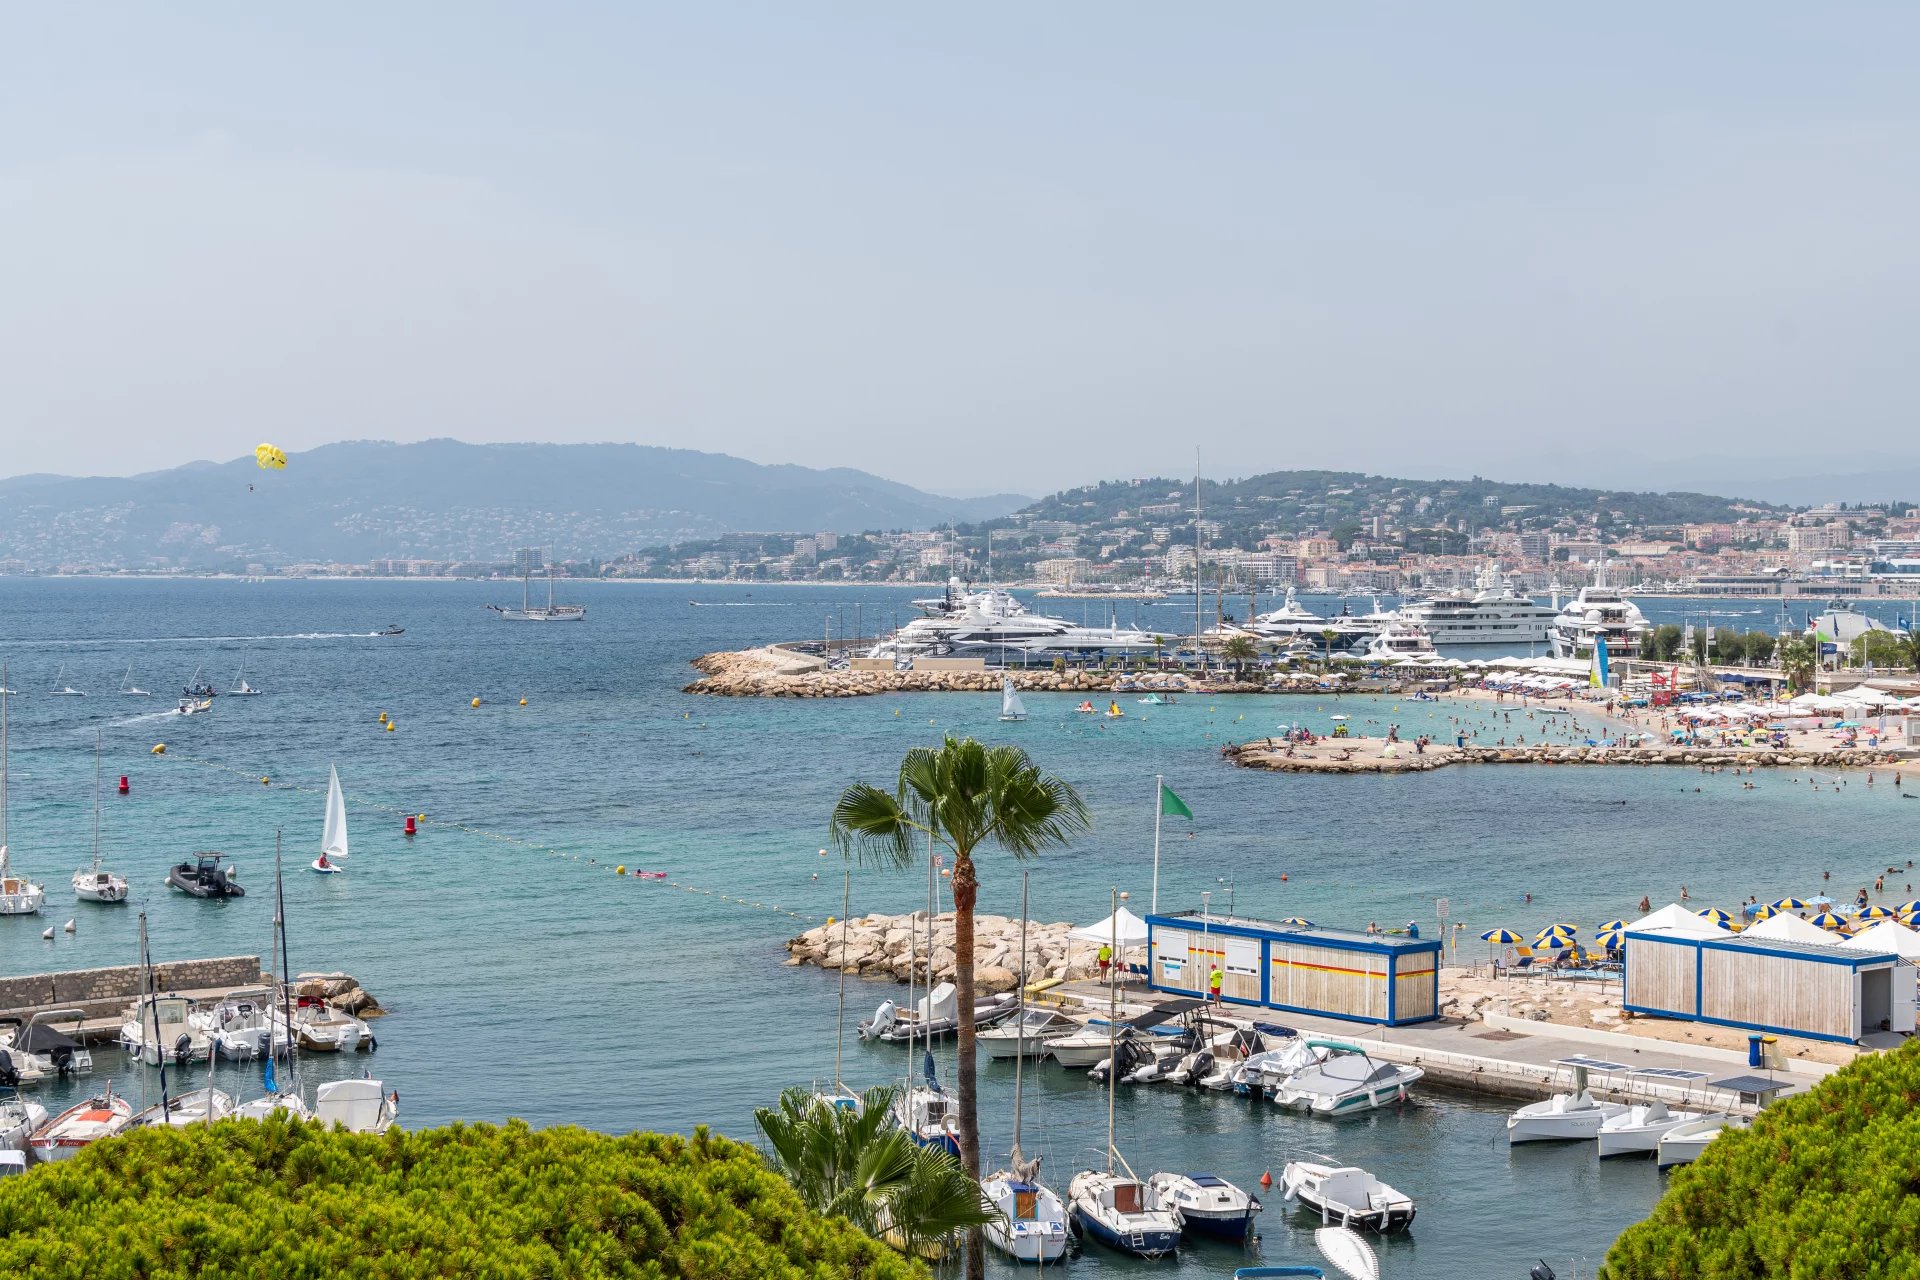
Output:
[313,1078,399,1134]
[1596,1100,1706,1158]
[73,731,129,904]
[1656,1114,1748,1168]
[1280,1161,1415,1233]
[1149,1170,1262,1242]
[119,994,212,1065]
[977,1006,1079,1060]
[1547,558,1650,660]
[1068,1169,1182,1260]
[1361,622,1437,661]
[1507,1089,1628,1144]
[1273,1043,1423,1116]
[29,1087,134,1161]
[0,673,47,917]
[1400,564,1556,645]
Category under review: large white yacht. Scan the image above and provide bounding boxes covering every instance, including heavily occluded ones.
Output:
[1240,588,1384,654]
[1547,559,1650,660]
[870,580,1160,660]
[1400,564,1556,646]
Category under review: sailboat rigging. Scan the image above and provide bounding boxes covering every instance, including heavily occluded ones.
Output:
[72,731,129,903]
[487,547,586,622]
[312,765,349,875]
[998,676,1027,722]
[0,669,47,916]
[119,664,149,697]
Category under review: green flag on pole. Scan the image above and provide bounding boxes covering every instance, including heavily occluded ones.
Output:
[1159,782,1192,820]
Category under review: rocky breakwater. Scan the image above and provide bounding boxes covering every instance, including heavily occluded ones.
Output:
[686,647,1119,699]
[293,971,384,1018]
[1224,737,1905,774]
[786,912,1099,991]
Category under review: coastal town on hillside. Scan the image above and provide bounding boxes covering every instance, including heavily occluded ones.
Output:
[22,474,1920,600]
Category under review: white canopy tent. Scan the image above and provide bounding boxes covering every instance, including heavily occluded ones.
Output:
[1745,912,1842,946]
[1625,903,1729,938]
[1070,907,1151,951]
[1842,921,1920,960]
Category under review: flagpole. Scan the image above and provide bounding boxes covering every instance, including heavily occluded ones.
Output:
[1151,773,1163,915]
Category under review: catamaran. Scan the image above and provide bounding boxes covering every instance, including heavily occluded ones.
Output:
[118,664,150,697]
[998,676,1027,722]
[0,671,47,917]
[312,765,349,874]
[488,548,586,621]
[72,731,129,903]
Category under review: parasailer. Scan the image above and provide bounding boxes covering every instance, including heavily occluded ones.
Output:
[254,443,287,470]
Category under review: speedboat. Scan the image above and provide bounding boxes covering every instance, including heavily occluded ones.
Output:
[977,1007,1080,1060]
[1273,1043,1423,1116]
[1656,1114,1749,1168]
[313,1078,398,1134]
[234,1090,316,1122]
[131,1086,235,1128]
[1202,1026,1308,1092]
[119,994,213,1065]
[1506,1089,1628,1144]
[858,983,1017,1042]
[167,852,244,897]
[0,1011,93,1083]
[193,988,287,1061]
[273,995,370,1053]
[377,624,405,637]
[1281,1162,1415,1233]
[1048,1023,1138,1069]
[29,1087,134,1161]
[1596,1100,1706,1158]
[1067,1169,1182,1259]
[1149,1171,1262,1243]
[983,1168,1071,1264]
[0,1089,49,1153]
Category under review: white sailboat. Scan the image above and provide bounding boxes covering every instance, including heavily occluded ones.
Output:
[998,676,1027,722]
[49,665,85,696]
[488,548,586,621]
[119,664,149,697]
[313,765,349,874]
[72,731,129,903]
[0,671,47,917]
[228,662,261,696]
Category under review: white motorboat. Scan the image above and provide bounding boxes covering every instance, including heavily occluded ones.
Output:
[977,1006,1079,1060]
[118,664,150,696]
[984,1170,1070,1264]
[131,1086,235,1128]
[1596,1100,1707,1158]
[1273,1043,1423,1116]
[272,995,370,1053]
[73,731,129,903]
[1047,1023,1136,1069]
[1506,1089,1628,1144]
[1398,563,1555,646]
[998,676,1027,722]
[1150,1170,1262,1243]
[1281,1161,1415,1233]
[1547,557,1650,660]
[0,674,47,917]
[119,994,213,1065]
[193,987,288,1061]
[1315,1225,1382,1280]
[48,665,85,696]
[1225,1036,1323,1096]
[1068,1170,1182,1259]
[0,1011,93,1084]
[233,1090,316,1122]
[488,549,586,621]
[313,1078,399,1134]
[1656,1114,1749,1168]
[29,1087,134,1161]
[0,1089,49,1153]
[315,763,351,875]
[1362,621,1437,661]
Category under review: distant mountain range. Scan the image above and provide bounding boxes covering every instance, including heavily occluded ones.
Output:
[0,440,1030,570]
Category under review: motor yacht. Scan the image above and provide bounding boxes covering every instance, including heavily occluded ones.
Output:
[1547,558,1650,660]
[1361,622,1437,661]
[193,987,287,1061]
[1272,1043,1423,1116]
[1399,564,1556,646]
[1281,1161,1415,1233]
[29,1087,134,1161]
[1049,1022,1139,1069]
[0,1011,93,1083]
[1596,1100,1706,1158]
[1506,1089,1628,1144]
[977,1007,1080,1060]
[272,995,371,1053]
[1656,1114,1749,1168]
[1149,1170,1262,1243]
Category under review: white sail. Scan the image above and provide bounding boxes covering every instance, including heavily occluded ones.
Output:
[1000,677,1027,721]
[322,766,350,860]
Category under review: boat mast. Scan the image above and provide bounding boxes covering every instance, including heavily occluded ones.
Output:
[1,665,9,874]
[835,870,849,1091]
[91,729,102,872]
[1194,450,1203,657]
[1105,886,1118,1174]
[1010,872,1028,1162]
[274,831,299,1096]
[547,551,556,613]
[904,841,918,1101]
[140,909,170,1118]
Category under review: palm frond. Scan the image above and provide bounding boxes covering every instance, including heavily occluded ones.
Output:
[829,782,920,869]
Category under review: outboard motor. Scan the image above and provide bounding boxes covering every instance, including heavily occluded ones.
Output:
[1168,1048,1215,1087]
[50,1046,74,1077]
[1530,1262,1557,1280]
[174,1034,194,1063]
[861,1000,896,1041]
[0,1052,19,1088]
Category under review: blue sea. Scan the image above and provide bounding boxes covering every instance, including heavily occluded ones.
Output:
[0,579,1908,1277]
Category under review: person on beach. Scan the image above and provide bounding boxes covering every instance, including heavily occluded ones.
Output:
[1639,895,1652,913]
[1209,965,1224,1006]
[1097,944,1111,978]
[1680,885,1689,900]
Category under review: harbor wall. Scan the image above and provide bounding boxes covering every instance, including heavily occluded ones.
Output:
[0,955,262,1016]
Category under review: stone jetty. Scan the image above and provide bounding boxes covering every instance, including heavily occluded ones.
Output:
[686,648,1124,699]
[1223,736,1905,774]
[0,956,382,1034]
[786,912,1101,991]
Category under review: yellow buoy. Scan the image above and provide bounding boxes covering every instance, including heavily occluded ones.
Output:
[260,776,270,786]
[615,865,626,876]
[152,743,166,755]
[519,697,527,706]
[386,722,396,732]
[378,711,387,723]
[471,697,482,709]
[826,916,836,926]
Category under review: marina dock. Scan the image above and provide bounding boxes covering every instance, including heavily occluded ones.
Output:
[0,957,380,1044]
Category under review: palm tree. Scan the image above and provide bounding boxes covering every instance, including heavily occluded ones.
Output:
[1903,627,1920,673]
[1151,634,1166,669]
[755,1084,993,1258]
[1221,634,1257,679]
[1319,627,1340,668]
[830,737,1090,1280]
[1779,633,1817,692]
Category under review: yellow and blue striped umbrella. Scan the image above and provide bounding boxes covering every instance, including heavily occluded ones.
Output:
[1772,897,1809,910]
[1598,919,1625,932]
[1809,911,1850,932]
[1896,900,1920,917]
[1750,904,1781,921]
[1534,925,1577,949]
[1694,907,1734,929]
[1596,926,1626,948]
[1481,928,1524,944]
[1279,917,1313,927]
[1858,905,1896,921]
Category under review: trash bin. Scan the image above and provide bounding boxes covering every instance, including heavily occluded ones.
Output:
[1747,1033,1767,1067]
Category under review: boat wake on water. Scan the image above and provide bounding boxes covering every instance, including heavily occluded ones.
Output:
[40,631,392,645]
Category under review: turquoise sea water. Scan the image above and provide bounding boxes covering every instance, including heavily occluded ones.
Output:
[0,579,1911,1277]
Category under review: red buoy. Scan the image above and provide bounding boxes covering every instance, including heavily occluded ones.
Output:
[404,815,416,836]
[1260,1169,1272,1189]
[118,775,130,795]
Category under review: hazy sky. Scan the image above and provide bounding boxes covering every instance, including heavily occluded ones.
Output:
[4,4,1917,497]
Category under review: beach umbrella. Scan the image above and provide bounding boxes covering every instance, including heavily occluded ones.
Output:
[1750,904,1780,921]
[1278,917,1313,927]
[1693,907,1734,929]
[1857,905,1896,921]
[1809,911,1850,932]
[1596,926,1626,949]
[1481,928,1524,944]
[1534,925,1576,950]
[1896,900,1920,917]
[1597,919,1625,933]
[1771,897,1809,910]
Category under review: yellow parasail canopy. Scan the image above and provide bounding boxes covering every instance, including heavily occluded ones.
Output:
[254,443,287,470]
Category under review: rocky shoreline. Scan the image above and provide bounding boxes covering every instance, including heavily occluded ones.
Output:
[785,912,1101,991]
[1222,736,1905,773]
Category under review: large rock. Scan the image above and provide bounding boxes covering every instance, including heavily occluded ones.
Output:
[975,965,1019,994]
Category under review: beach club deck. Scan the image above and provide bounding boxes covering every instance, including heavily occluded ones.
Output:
[1145,911,1441,1027]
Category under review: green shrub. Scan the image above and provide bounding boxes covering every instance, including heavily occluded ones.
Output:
[0,1116,928,1280]
[1604,1040,1920,1279]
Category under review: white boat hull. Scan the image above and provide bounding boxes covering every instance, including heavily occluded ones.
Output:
[1597,1106,1704,1158]
[1507,1094,1628,1144]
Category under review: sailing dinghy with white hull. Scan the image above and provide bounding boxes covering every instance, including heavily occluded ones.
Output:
[72,731,128,903]
[999,676,1027,722]
[312,765,348,874]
